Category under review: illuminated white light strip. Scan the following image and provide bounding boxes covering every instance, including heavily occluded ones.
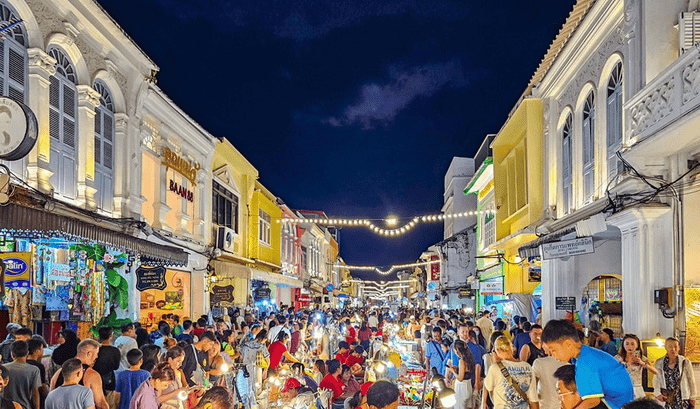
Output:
[331,259,439,275]
[275,210,493,238]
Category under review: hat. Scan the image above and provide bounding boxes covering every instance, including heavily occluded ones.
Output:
[281,377,301,393]
[361,382,374,396]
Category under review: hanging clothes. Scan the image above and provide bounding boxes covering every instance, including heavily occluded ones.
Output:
[5,288,32,327]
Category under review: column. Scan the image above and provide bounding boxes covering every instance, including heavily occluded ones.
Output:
[112,113,129,218]
[608,205,674,339]
[26,48,56,193]
[76,84,100,209]
[541,258,576,323]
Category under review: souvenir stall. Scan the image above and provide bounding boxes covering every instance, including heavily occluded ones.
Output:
[0,237,128,342]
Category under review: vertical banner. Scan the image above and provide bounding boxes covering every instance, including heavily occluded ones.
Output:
[430,255,440,281]
[685,287,700,361]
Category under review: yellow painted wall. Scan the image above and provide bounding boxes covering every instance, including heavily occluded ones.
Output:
[212,140,259,259]
[492,98,544,295]
[248,182,282,270]
[492,98,544,241]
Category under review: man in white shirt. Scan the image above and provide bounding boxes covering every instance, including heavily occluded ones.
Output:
[268,317,290,343]
[368,313,378,329]
[113,323,138,371]
[532,356,565,409]
[476,311,494,349]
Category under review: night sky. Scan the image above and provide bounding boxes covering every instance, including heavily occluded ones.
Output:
[97,0,576,281]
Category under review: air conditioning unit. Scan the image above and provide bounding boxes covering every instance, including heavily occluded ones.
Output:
[216,226,236,253]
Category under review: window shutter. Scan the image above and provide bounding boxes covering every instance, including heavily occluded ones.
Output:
[63,84,75,118]
[104,114,113,141]
[49,77,59,108]
[102,173,113,212]
[94,134,101,165]
[680,12,700,54]
[94,106,101,133]
[61,153,76,198]
[103,142,112,169]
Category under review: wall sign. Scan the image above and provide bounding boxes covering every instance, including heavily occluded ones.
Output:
[136,266,167,291]
[0,97,38,161]
[555,296,577,310]
[169,180,194,202]
[480,276,503,295]
[210,285,235,305]
[540,237,594,260]
[0,252,31,288]
[254,287,271,299]
[162,147,200,186]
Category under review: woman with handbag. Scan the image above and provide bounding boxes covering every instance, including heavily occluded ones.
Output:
[615,334,658,399]
[445,340,475,409]
[654,337,697,409]
[483,336,537,409]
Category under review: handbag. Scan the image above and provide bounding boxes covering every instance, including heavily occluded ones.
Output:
[661,359,688,405]
[497,362,530,404]
[256,349,269,369]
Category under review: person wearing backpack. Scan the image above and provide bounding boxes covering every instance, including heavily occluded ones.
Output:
[483,336,537,409]
[425,327,447,375]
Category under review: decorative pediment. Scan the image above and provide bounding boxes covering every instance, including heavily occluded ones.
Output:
[213,164,240,193]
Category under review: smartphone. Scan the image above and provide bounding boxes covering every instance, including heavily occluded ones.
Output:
[633,351,640,358]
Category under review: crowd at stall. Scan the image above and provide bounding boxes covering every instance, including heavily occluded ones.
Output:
[0,305,693,409]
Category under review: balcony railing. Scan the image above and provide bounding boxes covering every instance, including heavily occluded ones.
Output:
[625,45,700,146]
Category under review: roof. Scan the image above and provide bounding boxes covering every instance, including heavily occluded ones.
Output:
[525,0,596,96]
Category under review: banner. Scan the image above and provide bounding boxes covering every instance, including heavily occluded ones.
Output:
[48,262,73,282]
[0,252,31,288]
[480,276,503,295]
[430,255,440,281]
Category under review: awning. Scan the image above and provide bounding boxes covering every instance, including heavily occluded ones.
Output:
[212,261,251,280]
[0,203,188,266]
[517,226,577,259]
[250,268,303,288]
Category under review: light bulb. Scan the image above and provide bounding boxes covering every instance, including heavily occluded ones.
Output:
[221,364,229,373]
[178,391,189,401]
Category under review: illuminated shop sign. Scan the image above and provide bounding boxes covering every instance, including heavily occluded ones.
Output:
[162,147,200,186]
[169,180,194,202]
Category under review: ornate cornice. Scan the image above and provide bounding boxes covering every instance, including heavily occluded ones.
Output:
[27,48,56,76]
[76,85,101,109]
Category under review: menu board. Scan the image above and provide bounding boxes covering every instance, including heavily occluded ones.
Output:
[136,266,167,291]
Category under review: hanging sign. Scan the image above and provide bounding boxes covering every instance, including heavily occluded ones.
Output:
[0,252,31,288]
[540,237,594,259]
[480,276,503,295]
[135,266,167,291]
[0,97,38,161]
[210,285,235,304]
[326,284,335,292]
[430,255,440,281]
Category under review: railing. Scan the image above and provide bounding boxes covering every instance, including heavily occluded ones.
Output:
[625,45,700,146]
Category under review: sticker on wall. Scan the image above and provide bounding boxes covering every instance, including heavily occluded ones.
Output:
[0,252,31,288]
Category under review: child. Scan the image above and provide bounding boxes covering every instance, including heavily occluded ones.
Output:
[129,363,175,409]
[115,349,150,409]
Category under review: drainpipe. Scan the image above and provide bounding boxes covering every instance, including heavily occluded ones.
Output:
[670,158,685,342]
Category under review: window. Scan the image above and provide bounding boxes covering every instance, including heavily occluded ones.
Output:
[212,180,238,232]
[93,80,114,212]
[0,2,26,103]
[582,92,595,201]
[48,47,77,199]
[258,209,271,245]
[562,113,573,214]
[482,209,495,249]
[502,139,528,218]
[301,246,308,274]
[607,62,623,179]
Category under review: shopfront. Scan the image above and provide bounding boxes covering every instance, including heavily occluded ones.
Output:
[137,267,191,331]
[478,264,505,311]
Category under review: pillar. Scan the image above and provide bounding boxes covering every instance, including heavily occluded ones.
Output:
[608,205,674,339]
[26,48,55,193]
[76,85,100,209]
[151,142,172,232]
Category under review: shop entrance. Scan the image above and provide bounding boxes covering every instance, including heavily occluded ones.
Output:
[139,269,190,330]
[581,274,623,337]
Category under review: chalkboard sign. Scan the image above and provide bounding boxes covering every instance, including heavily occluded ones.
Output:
[254,287,271,299]
[211,285,235,304]
[555,296,576,310]
[136,266,167,291]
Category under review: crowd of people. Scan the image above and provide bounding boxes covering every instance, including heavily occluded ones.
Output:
[0,305,692,409]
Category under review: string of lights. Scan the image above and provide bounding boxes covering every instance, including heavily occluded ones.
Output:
[332,259,439,275]
[277,210,494,237]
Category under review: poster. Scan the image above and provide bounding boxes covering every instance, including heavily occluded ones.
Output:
[139,270,189,332]
[684,287,700,362]
[47,262,73,282]
[0,252,31,288]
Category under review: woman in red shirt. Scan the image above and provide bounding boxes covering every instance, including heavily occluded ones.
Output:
[268,331,299,370]
[319,359,345,402]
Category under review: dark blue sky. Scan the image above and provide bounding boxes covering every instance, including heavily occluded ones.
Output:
[98,0,575,280]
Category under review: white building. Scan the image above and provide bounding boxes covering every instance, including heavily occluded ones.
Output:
[442,157,477,238]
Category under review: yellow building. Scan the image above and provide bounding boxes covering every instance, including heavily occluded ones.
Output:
[249,181,282,270]
[210,139,259,307]
[491,98,544,295]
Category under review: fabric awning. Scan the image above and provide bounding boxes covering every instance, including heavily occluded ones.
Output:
[212,261,251,279]
[249,268,303,288]
[0,203,188,266]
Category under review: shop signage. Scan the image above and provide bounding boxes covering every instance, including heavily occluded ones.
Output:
[430,255,440,281]
[169,180,194,202]
[0,97,38,161]
[0,252,31,288]
[480,277,503,295]
[555,296,577,310]
[136,266,167,291]
[540,237,594,260]
[48,263,73,282]
[254,286,271,299]
[210,285,235,304]
[427,281,438,290]
[162,147,200,186]
[326,284,335,292]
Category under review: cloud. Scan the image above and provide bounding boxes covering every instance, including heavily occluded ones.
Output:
[326,60,469,130]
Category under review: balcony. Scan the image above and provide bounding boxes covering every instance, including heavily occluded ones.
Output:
[624,46,700,156]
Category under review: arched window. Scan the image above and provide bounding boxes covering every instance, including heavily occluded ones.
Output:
[93,80,114,211]
[0,1,27,103]
[607,62,623,179]
[582,92,595,201]
[48,46,77,199]
[562,113,573,214]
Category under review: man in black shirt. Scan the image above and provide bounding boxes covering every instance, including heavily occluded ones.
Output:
[92,327,120,393]
[27,337,47,408]
[182,331,215,386]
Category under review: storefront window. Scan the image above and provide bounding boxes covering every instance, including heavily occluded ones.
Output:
[139,269,190,332]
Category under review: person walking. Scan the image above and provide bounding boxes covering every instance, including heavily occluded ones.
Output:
[654,337,697,409]
[532,355,565,409]
[113,324,138,371]
[4,341,40,409]
[519,324,546,366]
[92,327,120,394]
[483,336,537,409]
[44,359,94,409]
[445,340,475,409]
[50,339,109,409]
